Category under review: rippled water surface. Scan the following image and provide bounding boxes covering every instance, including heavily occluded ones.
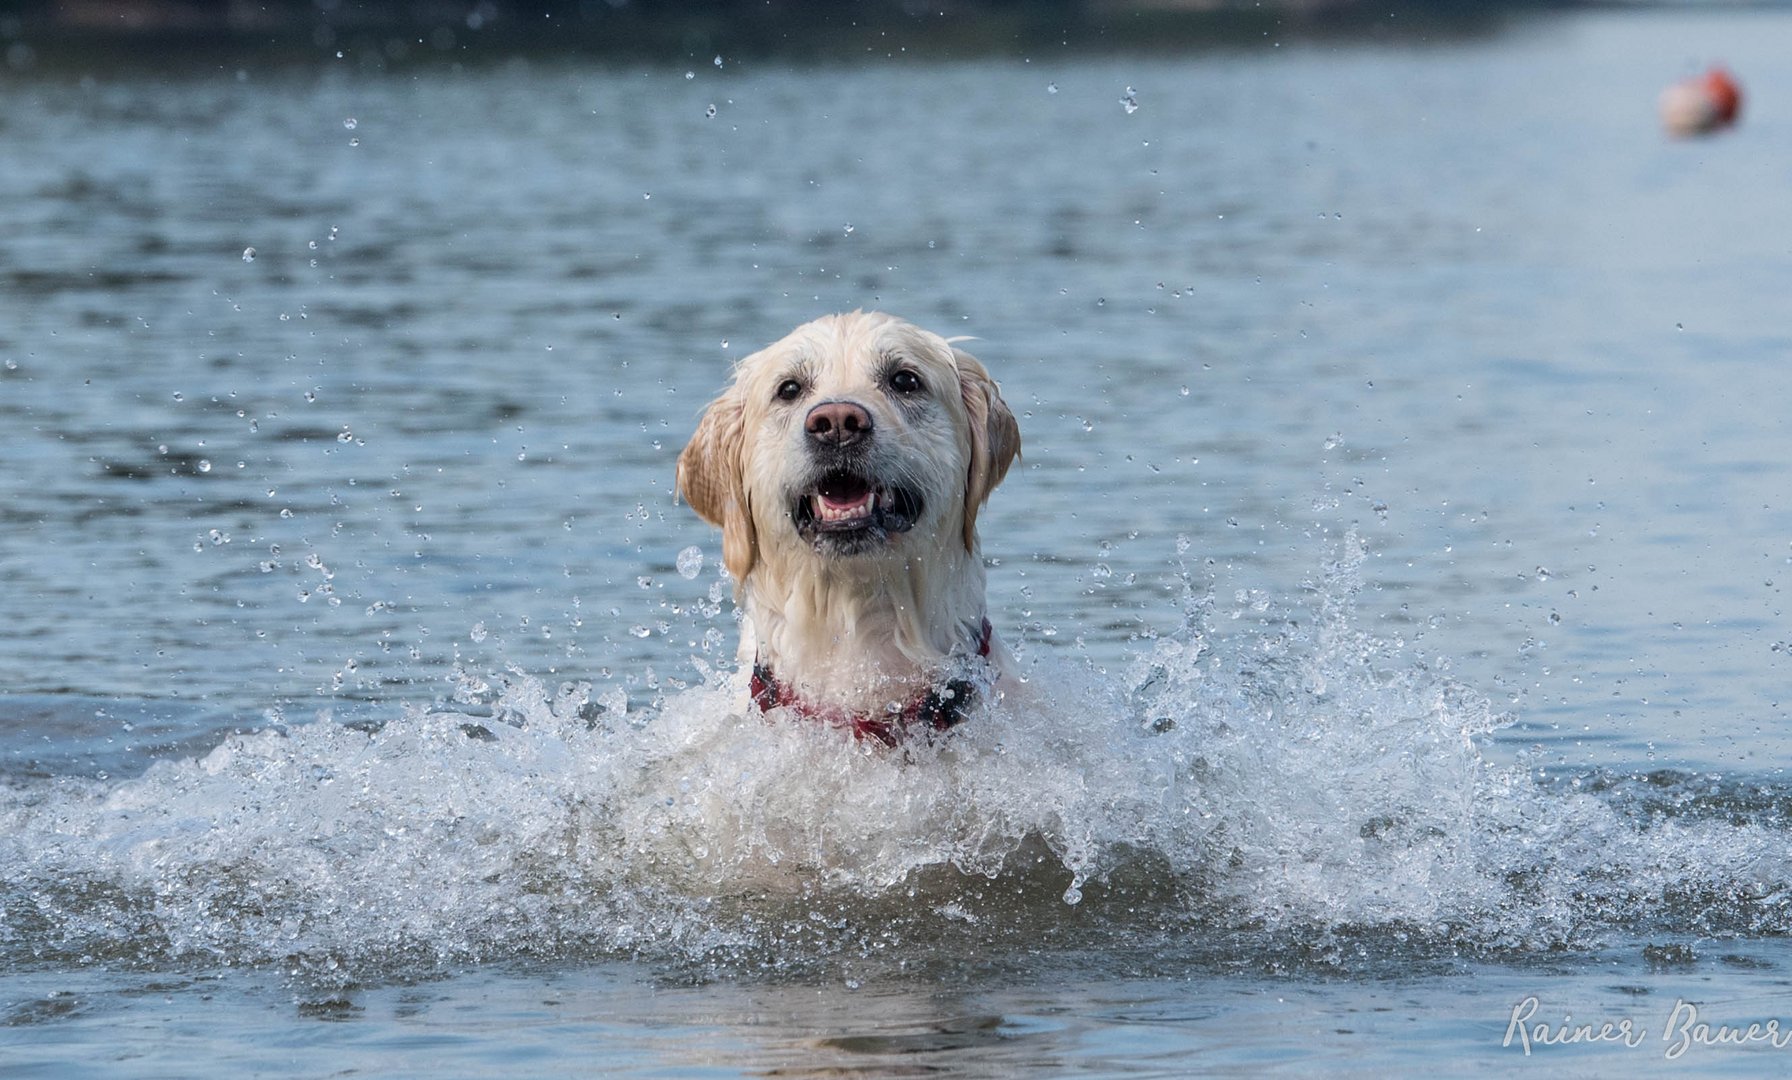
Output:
[7,8,1792,1076]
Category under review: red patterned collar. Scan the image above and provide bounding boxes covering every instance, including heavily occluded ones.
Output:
[749,618,994,746]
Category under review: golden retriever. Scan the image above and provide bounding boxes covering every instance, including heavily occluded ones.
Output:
[677,312,1021,744]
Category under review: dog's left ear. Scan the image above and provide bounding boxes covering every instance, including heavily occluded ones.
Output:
[676,387,758,583]
[954,347,1021,553]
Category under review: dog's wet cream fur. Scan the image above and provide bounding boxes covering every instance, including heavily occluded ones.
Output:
[677,312,1020,719]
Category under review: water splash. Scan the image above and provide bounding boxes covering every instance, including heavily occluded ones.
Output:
[4,535,1790,982]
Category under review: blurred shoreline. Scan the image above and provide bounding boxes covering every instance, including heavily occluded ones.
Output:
[0,0,1590,69]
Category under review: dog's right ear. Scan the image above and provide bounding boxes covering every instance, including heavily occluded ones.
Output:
[676,388,757,584]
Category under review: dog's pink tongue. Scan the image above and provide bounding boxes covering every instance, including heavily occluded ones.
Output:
[817,477,873,515]
[822,491,870,511]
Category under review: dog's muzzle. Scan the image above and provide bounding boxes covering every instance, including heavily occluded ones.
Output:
[790,399,923,549]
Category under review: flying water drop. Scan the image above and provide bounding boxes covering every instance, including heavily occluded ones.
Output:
[675,546,703,580]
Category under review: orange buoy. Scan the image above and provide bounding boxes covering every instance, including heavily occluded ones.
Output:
[1660,67,1743,137]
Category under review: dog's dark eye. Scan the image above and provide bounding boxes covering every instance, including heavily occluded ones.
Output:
[889,369,923,395]
[775,379,803,402]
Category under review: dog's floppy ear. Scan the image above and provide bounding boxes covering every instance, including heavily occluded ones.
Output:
[676,387,757,583]
[954,347,1021,553]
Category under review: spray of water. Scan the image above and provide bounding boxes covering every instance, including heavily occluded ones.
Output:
[3,534,1787,982]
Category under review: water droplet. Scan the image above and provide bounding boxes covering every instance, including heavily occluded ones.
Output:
[1047,82,1058,94]
[470,621,488,643]
[704,103,717,118]
[171,391,185,402]
[629,625,651,639]
[684,70,694,80]
[343,117,358,130]
[676,545,704,579]
[197,459,212,473]
[713,54,723,68]
[1119,86,1139,114]
[241,247,256,262]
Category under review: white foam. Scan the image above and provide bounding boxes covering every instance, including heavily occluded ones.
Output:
[4,535,1789,976]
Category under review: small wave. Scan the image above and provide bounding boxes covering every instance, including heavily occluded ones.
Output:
[4,535,1789,982]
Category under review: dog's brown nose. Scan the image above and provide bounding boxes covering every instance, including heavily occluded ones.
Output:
[805,400,873,448]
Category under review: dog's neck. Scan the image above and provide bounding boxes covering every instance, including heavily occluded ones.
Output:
[737,540,989,714]
[750,617,991,745]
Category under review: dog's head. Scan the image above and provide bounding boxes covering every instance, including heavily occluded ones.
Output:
[677,312,1020,584]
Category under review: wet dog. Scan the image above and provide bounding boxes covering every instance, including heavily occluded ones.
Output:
[677,312,1021,744]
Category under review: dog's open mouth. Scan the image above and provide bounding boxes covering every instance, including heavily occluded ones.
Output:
[792,471,922,544]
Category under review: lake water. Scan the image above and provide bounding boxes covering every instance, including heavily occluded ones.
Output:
[6,6,1792,1075]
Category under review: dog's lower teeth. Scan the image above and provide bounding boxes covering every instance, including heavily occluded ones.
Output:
[813,489,881,523]
[802,482,921,533]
